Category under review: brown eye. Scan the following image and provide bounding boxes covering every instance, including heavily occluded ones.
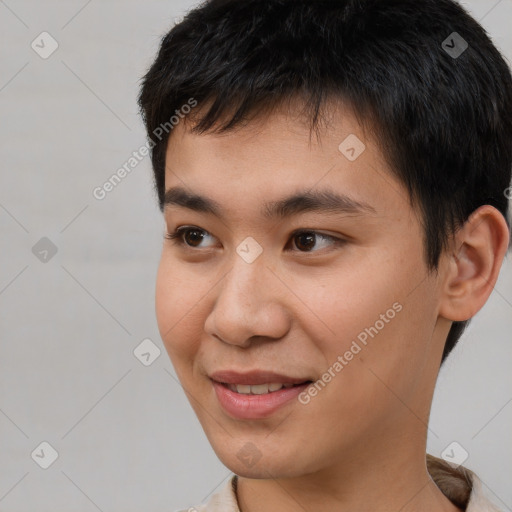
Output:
[289,230,344,253]
[183,228,205,247]
[293,232,317,251]
[165,226,216,248]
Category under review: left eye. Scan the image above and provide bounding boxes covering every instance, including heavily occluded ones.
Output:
[165,227,344,252]
[288,230,343,252]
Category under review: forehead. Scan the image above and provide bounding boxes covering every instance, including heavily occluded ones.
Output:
[163,101,412,225]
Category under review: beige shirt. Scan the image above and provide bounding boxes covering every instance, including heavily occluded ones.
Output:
[178,455,502,512]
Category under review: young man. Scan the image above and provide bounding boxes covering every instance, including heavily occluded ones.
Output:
[138,0,512,510]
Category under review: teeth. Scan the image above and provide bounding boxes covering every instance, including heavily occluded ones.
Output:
[227,382,298,394]
[235,384,252,394]
[251,384,271,395]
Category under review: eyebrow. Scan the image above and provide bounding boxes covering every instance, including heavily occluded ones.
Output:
[163,185,377,220]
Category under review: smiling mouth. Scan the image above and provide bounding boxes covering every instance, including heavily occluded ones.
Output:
[220,381,313,395]
[211,376,314,419]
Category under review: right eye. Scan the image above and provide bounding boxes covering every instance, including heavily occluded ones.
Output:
[164,226,217,249]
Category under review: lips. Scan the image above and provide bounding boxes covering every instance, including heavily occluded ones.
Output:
[211,379,312,419]
[208,370,314,418]
[226,382,300,394]
[209,369,312,386]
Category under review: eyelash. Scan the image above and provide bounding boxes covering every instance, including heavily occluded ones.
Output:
[164,226,346,253]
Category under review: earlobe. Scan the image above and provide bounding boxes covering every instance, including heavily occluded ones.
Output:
[439,205,510,322]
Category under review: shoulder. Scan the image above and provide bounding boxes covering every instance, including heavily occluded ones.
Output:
[427,454,503,512]
[174,475,239,512]
[465,473,503,512]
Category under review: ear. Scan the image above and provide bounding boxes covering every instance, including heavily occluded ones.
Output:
[439,205,510,322]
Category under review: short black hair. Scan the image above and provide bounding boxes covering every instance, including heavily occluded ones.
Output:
[138,0,512,364]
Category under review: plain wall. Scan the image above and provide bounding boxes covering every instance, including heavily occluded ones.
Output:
[1,0,511,510]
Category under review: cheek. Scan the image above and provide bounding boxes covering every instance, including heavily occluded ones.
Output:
[155,255,208,365]
[288,257,404,350]
[291,248,434,390]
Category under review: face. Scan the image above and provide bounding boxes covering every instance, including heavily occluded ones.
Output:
[155,101,450,480]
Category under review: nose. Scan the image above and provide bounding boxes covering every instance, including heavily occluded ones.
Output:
[203,256,291,347]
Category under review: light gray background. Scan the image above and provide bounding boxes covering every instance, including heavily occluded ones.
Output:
[0,1,511,511]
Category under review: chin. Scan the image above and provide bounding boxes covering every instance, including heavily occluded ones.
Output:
[210,438,310,479]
